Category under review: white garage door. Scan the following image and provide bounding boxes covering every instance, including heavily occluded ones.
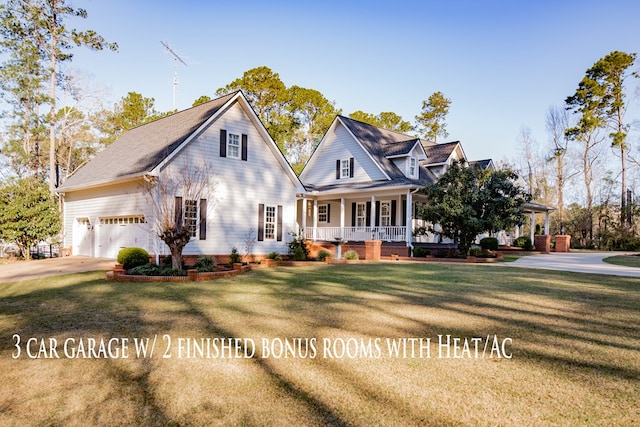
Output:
[96,216,147,259]
[72,218,93,256]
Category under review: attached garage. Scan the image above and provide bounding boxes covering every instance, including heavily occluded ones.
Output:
[72,218,93,257]
[95,216,148,259]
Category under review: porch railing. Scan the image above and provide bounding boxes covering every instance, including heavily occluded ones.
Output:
[304,226,407,242]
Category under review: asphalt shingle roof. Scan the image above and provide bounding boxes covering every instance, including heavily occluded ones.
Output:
[59,92,238,191]
[422,141,460,164]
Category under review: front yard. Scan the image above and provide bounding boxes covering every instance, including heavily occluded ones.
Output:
[0,263,638,426]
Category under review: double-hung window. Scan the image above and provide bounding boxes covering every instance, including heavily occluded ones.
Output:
[227,133,240,159]
[380,201,391,227]
[356,202,367,228]
[265,205,276,240]
[409,157,417,177]
[184,200,198,238]
[318,204,329,223]
[341,159,350,178]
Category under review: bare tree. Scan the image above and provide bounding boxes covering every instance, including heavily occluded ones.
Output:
[143,165,215,269]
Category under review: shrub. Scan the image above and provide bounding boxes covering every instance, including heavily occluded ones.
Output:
[267,252,282,261]
[479,237,499,251]
[288,233,309,260]
[159,268,187,276]
[129,263,162,276]
[469,247,483,257]
[344,250,359,260]
[193,255,215,272]
[413,247,430,258]
[291,246,307,261]
[514,236,534,251]
[317,250,331,261]
[117,247,150,270]
[228,247,242,265]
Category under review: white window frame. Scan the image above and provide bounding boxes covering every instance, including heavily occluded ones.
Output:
[340,159,350,178]
[318,204,328,223]
[227,133,240,159]
[184,200,198,238]
[380,201,391,227]
[356,202,366,228]
[265,205,276,240]
[409,157,417,177]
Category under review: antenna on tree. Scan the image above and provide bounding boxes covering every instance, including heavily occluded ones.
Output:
[161,41,188,110]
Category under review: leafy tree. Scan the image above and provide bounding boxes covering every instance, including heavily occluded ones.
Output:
[415,91,451,143]
[349,110,413,133]
[566,51,637,230]
[216,66,294,152]
[417,161,530,256]
[287,85,341,169]
[0,0,117,192]
[0,176,60,259]
[93,92,163,145]
[192,95,212,107]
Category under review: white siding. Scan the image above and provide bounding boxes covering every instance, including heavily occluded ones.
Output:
[301,121,387,186]
[62,180,153,257]
[157,101,299,256]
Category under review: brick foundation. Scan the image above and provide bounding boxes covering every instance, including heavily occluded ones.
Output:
[534,235,551,253]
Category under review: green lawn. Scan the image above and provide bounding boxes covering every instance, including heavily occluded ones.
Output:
[1,263,638,426]
[604,254,640,268]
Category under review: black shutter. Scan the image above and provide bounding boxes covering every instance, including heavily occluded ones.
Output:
[391,200,397,226]
[366,202,371,227]
[349,157,354,178]
[199,198,207,240]
[336,160,341,179]
[277,205,283,241]
[327,203,331,223]
[220,129,227,158]
[257,204,264,241]
[241,134,248,161]
[375,201,380,226]
[402,199,407,226]
[175,196,183,229]
[351,202,356,226]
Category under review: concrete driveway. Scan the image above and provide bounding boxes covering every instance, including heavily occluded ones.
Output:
[0,256,115,284]
[509,252,640,277]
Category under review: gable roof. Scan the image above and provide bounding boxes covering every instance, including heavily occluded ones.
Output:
[59,92,238,192]
[58,91,303,193]
[422,141,462,165]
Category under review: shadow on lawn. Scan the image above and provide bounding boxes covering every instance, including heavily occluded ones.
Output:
[1,264,639,424]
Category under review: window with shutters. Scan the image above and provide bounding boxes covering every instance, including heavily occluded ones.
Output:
[408,157,417,178]
[356,202,366,228]
[228,133,240,159]
[318,204,328,223]
[340,159,350,178]
[264,205,276,240]
[184,200,198,238]
[380,201,391,226]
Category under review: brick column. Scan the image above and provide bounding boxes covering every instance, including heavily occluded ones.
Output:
[365,240,382,261]
[534,235,551,253]
[554,235,571,252]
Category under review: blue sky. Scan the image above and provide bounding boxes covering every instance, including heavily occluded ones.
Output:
[69,0,640,163]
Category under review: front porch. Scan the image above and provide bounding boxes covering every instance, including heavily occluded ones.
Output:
[303,226,407,243]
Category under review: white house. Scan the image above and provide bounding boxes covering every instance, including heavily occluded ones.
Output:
[298,115,496,255]
[58,91,304,259]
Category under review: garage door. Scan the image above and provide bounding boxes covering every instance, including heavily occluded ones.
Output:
[72,218,93,256]
[96,216,147,259]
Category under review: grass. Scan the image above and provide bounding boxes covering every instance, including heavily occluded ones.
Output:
[603,254,640,268]
[1,263,639,426]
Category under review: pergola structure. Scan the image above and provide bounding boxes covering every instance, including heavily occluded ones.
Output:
[517,202,557,241]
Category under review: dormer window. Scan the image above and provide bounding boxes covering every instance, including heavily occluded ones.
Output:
[409,157,417,177]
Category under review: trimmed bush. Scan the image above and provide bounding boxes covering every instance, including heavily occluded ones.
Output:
[193,255,215,272]
[469,247,483,257]
[479,237,499,251]
[317,250,331,261]
[117,247,150,270]
[267,252,282,261]
[413,247,430,258]
[291,246,307,261]
[344,250,359,260]
[228,247,242,265]
[129,263,162,276]
[514,236,534,251]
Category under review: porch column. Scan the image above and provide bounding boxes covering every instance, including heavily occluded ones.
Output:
[301,197,307,237]
[370,195,376,229]
[313,199,318,241]
[340,197,345,237]
[544,210,550,235]
[529,211,535,242]
[405,191,413,246]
